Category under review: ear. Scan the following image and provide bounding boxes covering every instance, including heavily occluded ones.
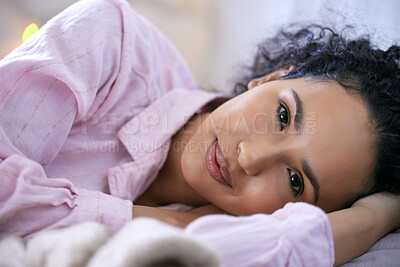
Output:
[247,65,294,90]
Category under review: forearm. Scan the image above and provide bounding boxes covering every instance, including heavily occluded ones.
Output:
[329,194,400,266]
[328,207,384,266]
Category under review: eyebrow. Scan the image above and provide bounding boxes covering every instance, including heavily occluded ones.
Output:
[291,89,303,133]
[290,89,319,203]
[301,159,320,203]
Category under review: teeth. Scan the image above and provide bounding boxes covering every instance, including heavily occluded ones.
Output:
[216,143,223,166]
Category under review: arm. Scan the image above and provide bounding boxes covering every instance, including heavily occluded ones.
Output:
[134,195,400,266]
[0,0,196,164]
[328,193,400,266]
[0,0,129,238]
[133,203,335,266]
[1,0,195,238]
[0,155,133,239]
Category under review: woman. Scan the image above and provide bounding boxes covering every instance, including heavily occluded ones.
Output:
[0,0,398,266]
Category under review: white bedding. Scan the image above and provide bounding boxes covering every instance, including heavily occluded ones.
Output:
[0,219,219,267]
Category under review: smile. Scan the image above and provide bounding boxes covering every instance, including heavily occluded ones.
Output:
[205,140,232,187]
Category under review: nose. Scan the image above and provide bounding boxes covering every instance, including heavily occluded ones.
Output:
[238,139,286,176]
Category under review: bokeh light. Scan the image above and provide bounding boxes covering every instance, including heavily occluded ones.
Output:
[22,23,39,42]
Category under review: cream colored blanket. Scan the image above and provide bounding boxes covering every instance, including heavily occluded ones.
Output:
[0,218,219,267]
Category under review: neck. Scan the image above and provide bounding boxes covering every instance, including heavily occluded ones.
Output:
[135,112,211,207]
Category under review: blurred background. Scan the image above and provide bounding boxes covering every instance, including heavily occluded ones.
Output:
[0,0,399,93]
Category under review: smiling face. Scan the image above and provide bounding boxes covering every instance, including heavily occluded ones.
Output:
[181,77,376,215]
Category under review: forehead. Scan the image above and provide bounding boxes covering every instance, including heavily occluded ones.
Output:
[282,78,376,211]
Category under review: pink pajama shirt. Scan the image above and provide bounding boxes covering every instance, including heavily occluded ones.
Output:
[0,0,334,265]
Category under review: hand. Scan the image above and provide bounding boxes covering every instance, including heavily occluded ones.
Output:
[133,204,227,228]
[189,204,227,216]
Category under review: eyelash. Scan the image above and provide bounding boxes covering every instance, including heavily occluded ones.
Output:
[276,101,304,197]
[287,169,304,197]
[275,101,290,131]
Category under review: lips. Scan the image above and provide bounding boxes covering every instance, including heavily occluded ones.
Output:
[205,140,232,187]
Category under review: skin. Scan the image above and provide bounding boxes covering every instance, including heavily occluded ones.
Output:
[136,70,377,215]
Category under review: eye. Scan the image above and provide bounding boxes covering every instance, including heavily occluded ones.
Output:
[287,169,304,197]
[276,102,291,131]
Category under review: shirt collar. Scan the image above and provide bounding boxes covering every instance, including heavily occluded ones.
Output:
[118,88,229,161]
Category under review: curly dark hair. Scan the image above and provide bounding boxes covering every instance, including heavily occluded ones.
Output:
[234,25,400,203]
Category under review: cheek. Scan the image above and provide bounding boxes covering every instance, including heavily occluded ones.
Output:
[180,139,208,190]
[212,96,276,136]
[214,90,264,117]
[228,179,288,215]
[180,148,197,187]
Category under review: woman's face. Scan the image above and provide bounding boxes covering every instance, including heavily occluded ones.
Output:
[181,77,376,215]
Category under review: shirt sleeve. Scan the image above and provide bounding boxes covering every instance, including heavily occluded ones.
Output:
[0,0,196,239]
[184,202,335,267]
[0,154,132,239]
